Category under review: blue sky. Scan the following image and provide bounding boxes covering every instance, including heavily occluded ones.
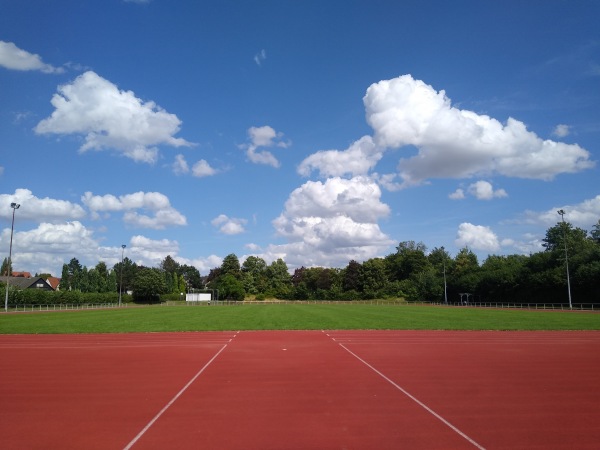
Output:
[1,0,599,277]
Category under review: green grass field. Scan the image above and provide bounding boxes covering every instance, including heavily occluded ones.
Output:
[1,303,599,334]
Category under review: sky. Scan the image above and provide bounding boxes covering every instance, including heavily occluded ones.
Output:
[1,0,599,277]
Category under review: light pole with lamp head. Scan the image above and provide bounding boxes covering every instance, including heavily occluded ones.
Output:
[119,244,126,307]
[4,202,20,312]
[557,210,572,309]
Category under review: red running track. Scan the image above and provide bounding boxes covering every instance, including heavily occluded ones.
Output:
[0,330,598,449]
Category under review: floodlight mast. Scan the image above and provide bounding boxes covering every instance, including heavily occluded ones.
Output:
[119,244,126,307]
[557,210,572,309]
[4,203,20,312]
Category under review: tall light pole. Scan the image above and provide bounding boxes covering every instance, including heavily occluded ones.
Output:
[119,244,126,307]
[557,210,572,309]
[4,202,20,312]
[441,246,448,304]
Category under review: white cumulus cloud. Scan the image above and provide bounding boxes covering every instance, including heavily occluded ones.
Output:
[82,191,186,229]
[242,125,290,167]
[363,74,594,187]
[0,41,64,74]
[552,124,571,137]
[211,214,247,235]
[172,154,217,177]
[297,135,382,178]
[455,223,501,252]
[269,177,393,268]
[35,71,193,163]
[467,180,507,200]
[0,189,86,222]
[521,194,600,228]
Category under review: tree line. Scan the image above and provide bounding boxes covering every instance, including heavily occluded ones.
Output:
[206,220,600,304]
[2,219,599,305]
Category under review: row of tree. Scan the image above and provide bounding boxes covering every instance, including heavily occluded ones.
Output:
[205,220,600,304]
[3,220,599,304]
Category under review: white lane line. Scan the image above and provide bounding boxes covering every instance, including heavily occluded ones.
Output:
[338,343,486,450]
[123,343,230,450]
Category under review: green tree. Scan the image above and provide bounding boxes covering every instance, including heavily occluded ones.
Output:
[160,255,180,274]
[216,273,245,300]
[132,268,168,302]
[385,241,430,282]
[241,256,268,295]
[113,257,137,294]
[360,258,388,298]
[265,258,291,297]
[543,222,588,252]
[221,254,241,278]
[1,257,10,276]
[591,219,600,244]
[342,260,362,292]
[180,264,203,289]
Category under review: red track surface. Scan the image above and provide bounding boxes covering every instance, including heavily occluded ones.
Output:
[1,331,599,449]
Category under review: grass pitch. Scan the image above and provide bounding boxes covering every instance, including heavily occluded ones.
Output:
[1,303,599,334]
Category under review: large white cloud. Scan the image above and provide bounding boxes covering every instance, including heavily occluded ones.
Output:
[0,189,86,222]
[2,221,103,275]
[82,191,187,229]
[35,71,192,163]
[363,74,594,187]
[0,41,64,74]
[269,177,393,268]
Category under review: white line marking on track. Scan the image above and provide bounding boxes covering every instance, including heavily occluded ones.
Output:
[123,343,229,450]
[338,343,486,450]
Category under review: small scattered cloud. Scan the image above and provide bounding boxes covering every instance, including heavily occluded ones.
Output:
[172,154,190,175]
[254,49,266,66]
[192,159,217,177]
[241,125,290,168]
[35,71,193,164]
[172,154,217,177]
[0,41,64,74]
[211,214,247,235]
[552,124,571,138]
[449,181,507,200]
[467,181,507,200]
[449,188,465,200]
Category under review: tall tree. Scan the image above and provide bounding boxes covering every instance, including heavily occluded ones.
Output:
[342,260,362,292]
[265,258,291,297]
[221,254,241,278]
[1,257,10,277]
[180,264,203,289]
[385,241,430,281]
[160,255,180,274]
[132,268,168,302]
[543,221,588,252]
[591,219,600,244]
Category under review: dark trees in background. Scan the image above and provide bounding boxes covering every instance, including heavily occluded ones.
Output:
[41,219,599,304]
